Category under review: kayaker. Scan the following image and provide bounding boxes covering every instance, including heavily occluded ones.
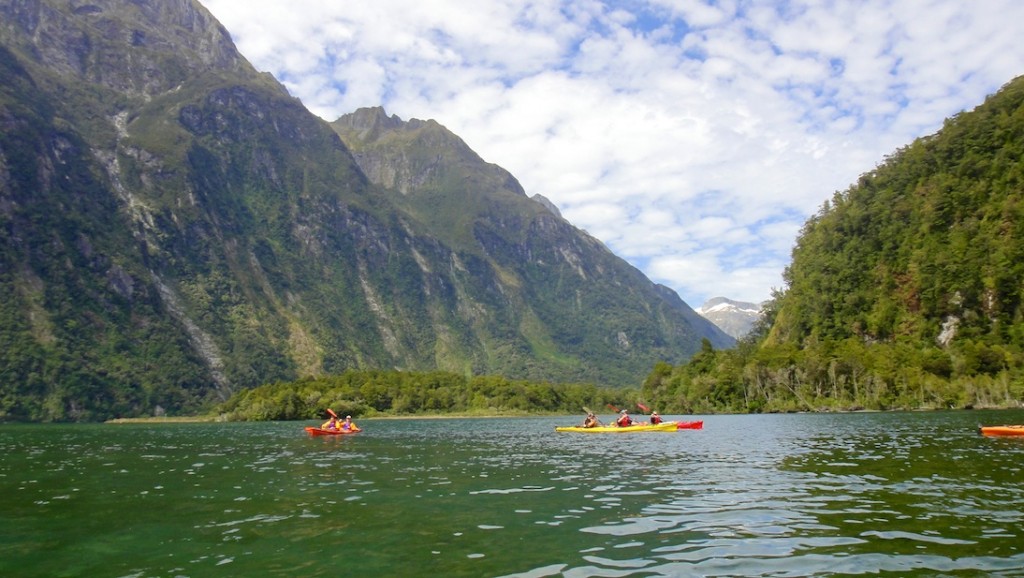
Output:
[321,416,339,430]
[340,415,358,431]
[582,413,600,428]
[650,412,663,425]
[616,410,633,427]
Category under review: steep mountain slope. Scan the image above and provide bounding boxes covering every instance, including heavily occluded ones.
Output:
[330,106,733,378]
[640,76,1024,414]
[771,75,1024,352]
[0,0,729,421]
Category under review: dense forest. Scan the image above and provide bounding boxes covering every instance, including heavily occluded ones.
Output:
[215,370,639,421]
[641,76,1024,414]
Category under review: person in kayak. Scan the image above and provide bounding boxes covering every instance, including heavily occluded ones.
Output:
[616,410,633,427]
[340,415,358,431]
[321,415,339,430]
[582,412,600,428]
[650,411,663,425]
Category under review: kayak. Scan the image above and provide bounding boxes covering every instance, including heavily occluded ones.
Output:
[305,426,361,436]
[979,425,1024,437]
[675,420,703,430]
[555,422,678,433]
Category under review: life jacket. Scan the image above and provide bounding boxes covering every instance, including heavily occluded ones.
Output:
[650,415,662,424]
[617,415,632,427]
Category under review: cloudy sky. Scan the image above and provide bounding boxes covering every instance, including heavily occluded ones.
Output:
[201,0,1024,308]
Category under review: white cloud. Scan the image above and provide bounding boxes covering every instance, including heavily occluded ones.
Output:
[201,0,1024,308]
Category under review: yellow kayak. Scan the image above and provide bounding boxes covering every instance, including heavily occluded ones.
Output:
[555,422,678,433]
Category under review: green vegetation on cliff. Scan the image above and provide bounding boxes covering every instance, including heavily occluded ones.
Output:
[642,77,1024,413]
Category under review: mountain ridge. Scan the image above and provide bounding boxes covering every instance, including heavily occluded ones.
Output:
[0,0,731,421]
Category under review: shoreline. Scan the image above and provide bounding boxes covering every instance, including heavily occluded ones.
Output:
[102,404,1022,424]
[105,415,223,424]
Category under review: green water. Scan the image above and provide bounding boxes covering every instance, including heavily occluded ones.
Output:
[2,411,1023,577]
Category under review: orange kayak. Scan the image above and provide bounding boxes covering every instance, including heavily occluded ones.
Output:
[979,425,1024,436]
[305,426,361,436]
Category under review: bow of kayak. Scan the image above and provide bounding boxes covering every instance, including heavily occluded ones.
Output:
[979,425,1024,436]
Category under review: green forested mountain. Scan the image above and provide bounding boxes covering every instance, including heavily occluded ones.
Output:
[0,0,730,422]
[643,76,1024,413]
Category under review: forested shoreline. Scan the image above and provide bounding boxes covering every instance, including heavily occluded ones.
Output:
[215,369,640,421]
[639,336,1024,414]
[211,343,1024,422]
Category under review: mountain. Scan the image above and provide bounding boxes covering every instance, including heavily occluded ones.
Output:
[641,75,1024,414]
[0,0,731,422]
[696,297,761,339]
[771,75,1024,351]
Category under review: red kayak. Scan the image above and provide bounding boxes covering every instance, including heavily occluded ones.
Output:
[305,426,361,436]
[675,420,703,430]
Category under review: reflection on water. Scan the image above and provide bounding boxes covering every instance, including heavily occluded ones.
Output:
[2,411,1024,577]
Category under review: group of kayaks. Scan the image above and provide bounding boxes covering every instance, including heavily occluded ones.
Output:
[305,408,703,435]
[555,420,703,433]
[305,420,701,435]
[305,420,1024,436]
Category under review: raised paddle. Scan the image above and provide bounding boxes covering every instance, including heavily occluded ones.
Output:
[326,408,338,419]
[637,402,651,414]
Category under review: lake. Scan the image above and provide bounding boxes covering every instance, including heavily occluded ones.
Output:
[2,411,1024,577]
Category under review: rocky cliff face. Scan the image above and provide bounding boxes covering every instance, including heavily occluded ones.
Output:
[0,0,246,95]
[0,0,731,422]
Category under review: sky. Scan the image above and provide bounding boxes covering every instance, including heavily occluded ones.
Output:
[200,0,1024,308]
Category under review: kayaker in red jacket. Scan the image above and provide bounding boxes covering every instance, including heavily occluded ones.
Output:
[650,412,663,425]
[616,410,633,427]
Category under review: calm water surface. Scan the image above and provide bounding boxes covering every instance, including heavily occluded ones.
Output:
[2,411,1024,577]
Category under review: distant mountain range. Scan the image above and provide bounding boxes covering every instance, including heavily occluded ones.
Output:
[0,0,731,421]
[696,297,762,339]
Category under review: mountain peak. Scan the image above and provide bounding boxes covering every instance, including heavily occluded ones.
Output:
[333,106,407,140]
[696,297,762,339]
[0,0,250,98]
[531,194,563,218]
[331,107,527,199]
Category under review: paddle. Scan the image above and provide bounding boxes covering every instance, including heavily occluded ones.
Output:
[606,403,639,427]
[637,402,651,414]
[318,408,339,431]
